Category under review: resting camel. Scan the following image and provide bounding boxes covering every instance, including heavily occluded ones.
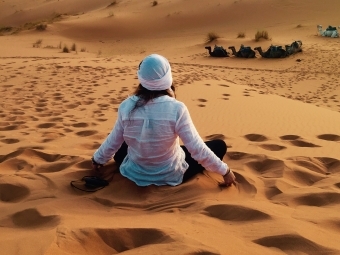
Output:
[317,25,340,38]
[205,45,229,57]
[254,45,288,58]
[228,45,256,58]
[285,40,303,56]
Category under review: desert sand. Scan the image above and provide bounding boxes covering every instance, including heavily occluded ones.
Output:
[1,0,340,254]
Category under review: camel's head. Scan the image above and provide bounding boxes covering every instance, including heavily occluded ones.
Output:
[204,46,211,50]
[317,25,322,30]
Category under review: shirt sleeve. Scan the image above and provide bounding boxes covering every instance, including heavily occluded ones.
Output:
[175,104,228,175]
[92,109,125,165]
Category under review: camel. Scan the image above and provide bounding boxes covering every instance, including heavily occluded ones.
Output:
[317,25,340,38]
[228,45,256,58]
[205,45,229,57]
[254,45,288,58]
[285,40,303,56]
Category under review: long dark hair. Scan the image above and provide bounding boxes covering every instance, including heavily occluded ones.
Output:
[130,84,176,113]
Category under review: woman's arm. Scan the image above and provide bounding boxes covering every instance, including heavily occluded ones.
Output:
[92,110,125,165]
[175,105,228,175]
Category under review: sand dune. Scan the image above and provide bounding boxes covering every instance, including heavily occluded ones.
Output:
[1,0,340,254]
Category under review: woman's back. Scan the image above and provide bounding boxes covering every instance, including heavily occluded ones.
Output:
[120,95,186,168]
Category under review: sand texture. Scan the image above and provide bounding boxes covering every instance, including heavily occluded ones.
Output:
[1,0,340,254]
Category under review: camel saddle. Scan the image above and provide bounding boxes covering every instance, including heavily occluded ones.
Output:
[240,45,252,53]
[213,45,228,56]
[326,26,337,31]
[270,45,282,52]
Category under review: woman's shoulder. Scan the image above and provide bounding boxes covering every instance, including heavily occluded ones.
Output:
[172,98,187,109]
[159,97,187,110]
[118,96,136,110]
[121,96,139,104]
[162,96,185,106]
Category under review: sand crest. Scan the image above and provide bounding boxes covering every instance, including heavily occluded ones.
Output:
[1,0,340,254]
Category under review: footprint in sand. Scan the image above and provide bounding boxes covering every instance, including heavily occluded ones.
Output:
[293,192,340,207]
[0,124,28,131]
[37,123,57,129]
[280,134,320,147]
[258,144,286,151]
[7,208,60,228]
[202,204,271,222]
[243,91,251,97]
[0,138,20,144]
[35,102,48,108]
[288,139,321,148]
[205,134,225,140]
[65,103,80,109]
[75,130,98,137]
[317,134,340,142]
[222,93,230,100]
[253,234,337,255]
[63,128,73,133]
[244,133,268,142]
[72,122,89,128]
[53,227,217,254]
[96,118,108,122]
[0,183,30,202]
[280,135,300,140]
[47,117,64,122]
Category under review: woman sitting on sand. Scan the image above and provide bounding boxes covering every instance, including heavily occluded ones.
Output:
[91,54,236,187]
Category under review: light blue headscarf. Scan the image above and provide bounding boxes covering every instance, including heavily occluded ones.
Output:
[137,54,173,91]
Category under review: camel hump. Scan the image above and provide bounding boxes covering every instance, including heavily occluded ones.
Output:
[213,45,228,55]
[214,45,226,51]
[240,45,251,50]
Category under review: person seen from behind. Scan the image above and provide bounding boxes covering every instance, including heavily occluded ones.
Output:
[92,54,236,187]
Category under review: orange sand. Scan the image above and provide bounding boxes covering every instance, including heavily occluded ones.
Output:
[1,0,340,254]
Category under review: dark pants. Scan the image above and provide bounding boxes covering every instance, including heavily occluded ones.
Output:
[113,139,227,183]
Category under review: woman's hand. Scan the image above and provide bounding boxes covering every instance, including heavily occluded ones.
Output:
[92,163,102,172]
[91,157,103,172]
[220,168,236,187]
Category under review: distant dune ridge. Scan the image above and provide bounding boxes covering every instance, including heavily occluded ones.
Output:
[1,0,340,254]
